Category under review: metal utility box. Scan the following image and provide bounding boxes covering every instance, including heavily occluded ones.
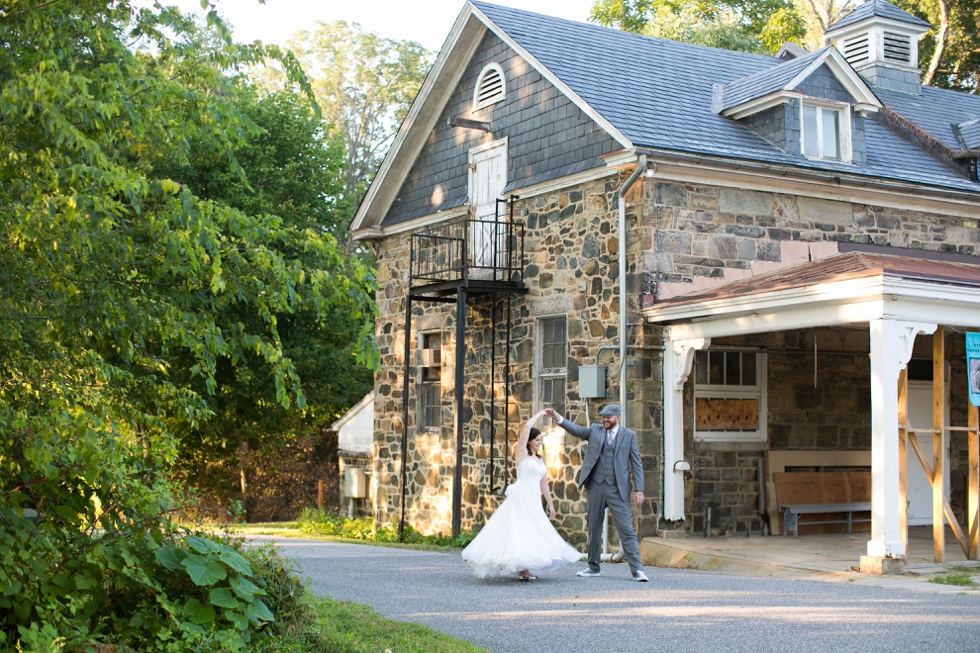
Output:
[579,365,606,399]
[343,467,367,498]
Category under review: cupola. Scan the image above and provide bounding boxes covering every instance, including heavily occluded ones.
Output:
[824,0,931,95]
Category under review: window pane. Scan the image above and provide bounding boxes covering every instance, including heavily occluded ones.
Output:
[542,377,566,415]
[822,109,840,159]
[695,351,708,385]
[803,105,819,157]
[421,384,441,429]
[540,317,566,369]
[742,353,757,386]
[725,352,741,386]
[709,351,724,385]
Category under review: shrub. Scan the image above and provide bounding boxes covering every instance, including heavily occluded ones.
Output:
[296,508,477,548]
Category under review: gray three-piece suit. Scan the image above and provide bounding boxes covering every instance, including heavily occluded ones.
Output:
[558,418,645,574]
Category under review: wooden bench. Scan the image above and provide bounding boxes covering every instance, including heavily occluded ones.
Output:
[774,471,872,537]
[780,502,872,537]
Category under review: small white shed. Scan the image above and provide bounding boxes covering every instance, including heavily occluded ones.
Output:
[333,392,374,455]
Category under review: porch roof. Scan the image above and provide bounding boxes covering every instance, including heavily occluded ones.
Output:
[644,250,980,338]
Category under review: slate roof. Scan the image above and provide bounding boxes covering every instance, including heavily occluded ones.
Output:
[824,0,931,34]
[873,84,980,151]
[720,47,829,111]
[472,2,979,194]
[956,119,980,150]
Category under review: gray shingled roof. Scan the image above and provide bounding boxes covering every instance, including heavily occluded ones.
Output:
[720,47,829,111]
[956,119,980,150]
[873,84,980,150]
[472,1,978,194]
[824,0,931,34]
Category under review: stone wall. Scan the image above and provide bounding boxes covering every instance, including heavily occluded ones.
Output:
[372,173,663,544]
[373,170,979,542]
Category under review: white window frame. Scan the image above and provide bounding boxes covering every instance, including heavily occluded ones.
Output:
[534,315,567,431]
[473,63,506,111]
[800,99,852,163]
[419,331,442,432]
[693,351,768,443]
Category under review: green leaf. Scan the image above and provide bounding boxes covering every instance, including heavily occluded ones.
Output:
[209,587,240,609]
[182,555,227,586]
[229,576,264,601]
[183,598,216,625]
[218,550,252,576]
[224,608,249,630]
[245,598,275,623]
[185,535,222,554]
[155,546,188,571]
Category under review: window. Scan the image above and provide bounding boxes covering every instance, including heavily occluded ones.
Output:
[802,102,849,162]
[473,63,505,110]
[694,350,767,443]
[535,317,567,424]
[420,332,442,430]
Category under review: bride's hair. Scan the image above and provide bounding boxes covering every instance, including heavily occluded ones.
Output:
[526,427,542,456]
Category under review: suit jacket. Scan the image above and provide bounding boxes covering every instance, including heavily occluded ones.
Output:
[559,420,644,503]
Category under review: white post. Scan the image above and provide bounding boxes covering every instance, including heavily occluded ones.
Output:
[663,334,709,522]
[867,319,935,558]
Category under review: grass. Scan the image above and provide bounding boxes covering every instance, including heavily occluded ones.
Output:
[229,521,462,552]
[928,564,980,587]
[253,596,487,653]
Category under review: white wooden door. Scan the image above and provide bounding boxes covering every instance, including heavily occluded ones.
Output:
[907,381,950,525]
[468,140,507,271]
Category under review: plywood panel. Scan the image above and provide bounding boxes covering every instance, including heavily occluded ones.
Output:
[773,471,872,534]
[695,398,759,431]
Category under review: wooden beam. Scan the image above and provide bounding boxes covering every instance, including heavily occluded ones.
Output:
[898,367,909,558]
[969,402,979,560]
[944,496,970,558]
[933,326,945,563]
[908,432,934,484]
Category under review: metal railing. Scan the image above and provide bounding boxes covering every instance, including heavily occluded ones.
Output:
[409,214,525,288]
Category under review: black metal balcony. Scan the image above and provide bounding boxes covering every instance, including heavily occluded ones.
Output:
[409,215,525,296]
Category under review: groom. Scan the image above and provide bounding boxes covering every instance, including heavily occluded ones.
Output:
[544,405,649,582]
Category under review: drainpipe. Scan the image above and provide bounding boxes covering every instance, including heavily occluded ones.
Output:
[618,154,646,427]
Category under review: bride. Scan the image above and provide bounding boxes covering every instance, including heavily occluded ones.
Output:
[462,410,582,579]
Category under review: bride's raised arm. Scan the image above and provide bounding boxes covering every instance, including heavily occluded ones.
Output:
[514,409,547,465]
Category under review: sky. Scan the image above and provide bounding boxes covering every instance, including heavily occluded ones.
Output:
[166,0,596,51]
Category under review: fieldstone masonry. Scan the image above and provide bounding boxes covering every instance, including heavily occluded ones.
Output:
[371,172,979,543]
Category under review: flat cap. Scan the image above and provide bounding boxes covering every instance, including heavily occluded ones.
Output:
[598,404,621,417]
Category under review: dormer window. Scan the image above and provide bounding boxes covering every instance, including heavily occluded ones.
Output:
[802,101,851,162]
[473,63,506,110]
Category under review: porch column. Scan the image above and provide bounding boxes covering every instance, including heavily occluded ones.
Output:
[867,319,936,558]
[663,333,709,521]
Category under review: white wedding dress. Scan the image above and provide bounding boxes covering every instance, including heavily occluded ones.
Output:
[461,455,582,578]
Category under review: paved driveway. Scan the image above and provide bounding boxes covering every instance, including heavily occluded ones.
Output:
[250,536,980,653]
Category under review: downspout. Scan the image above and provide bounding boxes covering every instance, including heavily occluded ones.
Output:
[618,154,646,426]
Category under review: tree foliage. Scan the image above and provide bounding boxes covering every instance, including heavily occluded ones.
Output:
[153,88,375,514]
[0,0,374,648]
[260,21,433,205]
[893,0,979,92]
[590,0,806,52]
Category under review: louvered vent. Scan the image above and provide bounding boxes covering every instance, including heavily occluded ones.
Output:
[474,64,505,109]
[883,32,911,63]
[842,33,869,65]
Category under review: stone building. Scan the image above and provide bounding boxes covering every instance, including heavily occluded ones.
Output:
[351,0,980,568]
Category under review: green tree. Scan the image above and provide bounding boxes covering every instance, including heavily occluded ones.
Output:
[154,88,375,516]
[590,0,807,53]
[260,21,433,206]
[893,0,979,92]
[0,0,373,648]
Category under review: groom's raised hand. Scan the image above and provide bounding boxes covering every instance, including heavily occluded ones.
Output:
[544,408,559,420]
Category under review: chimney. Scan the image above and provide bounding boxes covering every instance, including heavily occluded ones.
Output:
[824,0,931,95]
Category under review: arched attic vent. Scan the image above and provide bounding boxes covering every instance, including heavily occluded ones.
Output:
[473,63,506,110]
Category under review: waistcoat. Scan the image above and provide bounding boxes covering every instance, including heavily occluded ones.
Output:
[592,434,617,487]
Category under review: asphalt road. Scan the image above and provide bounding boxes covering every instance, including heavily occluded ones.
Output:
[251,536,980,653]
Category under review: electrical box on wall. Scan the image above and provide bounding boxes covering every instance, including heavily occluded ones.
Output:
[579,365,606,399]
[343,467,367,498]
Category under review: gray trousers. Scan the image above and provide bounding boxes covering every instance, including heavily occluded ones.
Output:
[586,480,643,575]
